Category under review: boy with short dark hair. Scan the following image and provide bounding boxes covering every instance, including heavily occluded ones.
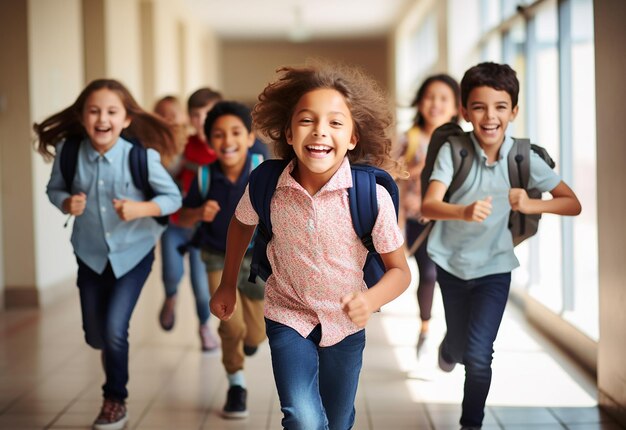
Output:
[422,62,581,429]
[157,88,222,352]
[178,101,265,419]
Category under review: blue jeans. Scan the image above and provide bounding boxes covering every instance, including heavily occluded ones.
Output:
[160,224,210,324]
[76,249,155,401]
[266,319,365,430]
[436,266,511,428]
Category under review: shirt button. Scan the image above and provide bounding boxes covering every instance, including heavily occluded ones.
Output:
[98,180,104,186]
[307,219,315,232]
[105,232,111,238]
[101,206,106,213]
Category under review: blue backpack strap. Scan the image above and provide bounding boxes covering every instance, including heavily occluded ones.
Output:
[248,159,289,283]
[250,153,264,170]
[197,164,211,199]
[128,143,169,226]
[59,135,82,194]
[348,164,399,288]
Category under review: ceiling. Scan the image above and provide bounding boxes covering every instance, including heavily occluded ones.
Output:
[183,0,415,41]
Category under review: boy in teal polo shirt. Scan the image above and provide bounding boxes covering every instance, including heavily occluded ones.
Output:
[422,62,581,430]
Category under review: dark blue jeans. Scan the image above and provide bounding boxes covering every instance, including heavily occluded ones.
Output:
[76,250,154,401]
[436,266,511,428]
[265,319,365,430]
[160,224,210,323]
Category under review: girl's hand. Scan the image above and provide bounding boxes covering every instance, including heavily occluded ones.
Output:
[63,192,87,216]
[201,200,221,222]
[463,196,492,222]
[509,188,530,213]
[210,284,237,321]
[341,291,373,328]
[112,199,142,221]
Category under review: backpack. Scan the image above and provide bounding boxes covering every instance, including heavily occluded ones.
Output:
[59,136,169,225]
[177,153,265,255]
[196,153,265,199]
[247,159,400,288]
[408,122,555,252]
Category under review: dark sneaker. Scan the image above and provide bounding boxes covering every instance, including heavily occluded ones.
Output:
[159,295,176,331]
[243,344,258,356]
[93,398,128,430]
[199,323,219,352]
[222,385,248,419]
[438,341,456,373]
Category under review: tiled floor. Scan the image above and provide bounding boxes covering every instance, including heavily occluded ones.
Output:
[0,257,623,429]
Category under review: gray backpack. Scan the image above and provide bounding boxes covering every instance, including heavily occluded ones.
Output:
[409,122,555,253]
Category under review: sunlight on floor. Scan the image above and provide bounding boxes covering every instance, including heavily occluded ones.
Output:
[378,257,597,408]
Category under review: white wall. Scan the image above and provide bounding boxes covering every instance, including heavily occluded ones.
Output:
[29,0,85,298]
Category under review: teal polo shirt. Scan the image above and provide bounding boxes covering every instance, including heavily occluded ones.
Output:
[427,133,561,280]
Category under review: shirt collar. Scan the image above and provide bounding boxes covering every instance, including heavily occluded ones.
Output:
[277,156,353,194]
[469,132,513,164]
[84,136,126,163]
[212,154,252,186]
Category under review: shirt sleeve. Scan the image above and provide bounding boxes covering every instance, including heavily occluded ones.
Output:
[528,150,562,193]
[428,142,454,187]
[372,184,404,254]
[146,148,182,216]
[234,185,259,226]
[46,141,71,212]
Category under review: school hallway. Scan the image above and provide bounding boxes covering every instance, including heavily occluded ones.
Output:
[0,256,620,430]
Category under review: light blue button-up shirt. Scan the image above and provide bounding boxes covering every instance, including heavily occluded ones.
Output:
[47,137,181,277]
[427,133,561,280]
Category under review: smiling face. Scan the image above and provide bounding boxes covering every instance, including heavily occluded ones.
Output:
[462,85,518,153]
[81,88,131,154]
[418,80,458,130]
[286,88,357,187]
[208,114,255,174]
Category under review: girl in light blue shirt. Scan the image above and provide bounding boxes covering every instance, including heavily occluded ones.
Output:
[35,79,181,430]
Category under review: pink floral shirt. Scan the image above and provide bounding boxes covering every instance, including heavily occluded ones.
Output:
[235,157,404,346]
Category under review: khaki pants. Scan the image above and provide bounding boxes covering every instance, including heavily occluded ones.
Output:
[208,270,266,374]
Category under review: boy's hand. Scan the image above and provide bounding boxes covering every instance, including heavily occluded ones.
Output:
[63,192,87,216]
[463,196,492,222]
[210,284,237,321]
[509,188,531,213]
[341,291,373,328]
[201,200,221,222]
[112,199,142,221]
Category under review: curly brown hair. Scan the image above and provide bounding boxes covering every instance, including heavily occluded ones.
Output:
[34,79,175,164]
[253,62,401,175]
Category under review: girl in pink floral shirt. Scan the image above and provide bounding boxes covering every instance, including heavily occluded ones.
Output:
[210,63,411,430]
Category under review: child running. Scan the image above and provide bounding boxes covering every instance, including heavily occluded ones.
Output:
[397,74,460,358]
[178,101,266,418]
[210,63,411,429]
[35,79,181,430]
[422,62,581,429]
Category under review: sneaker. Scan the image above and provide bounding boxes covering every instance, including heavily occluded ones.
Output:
[438,340,456,372]
[460,426,482,430]
[243,344,258,356]
[93,398,128,430]
[199,323,219,352]
[222,385,248,419]
[158,295,176,331]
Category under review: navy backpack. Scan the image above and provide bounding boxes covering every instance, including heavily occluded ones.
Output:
[247,159,399,288]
